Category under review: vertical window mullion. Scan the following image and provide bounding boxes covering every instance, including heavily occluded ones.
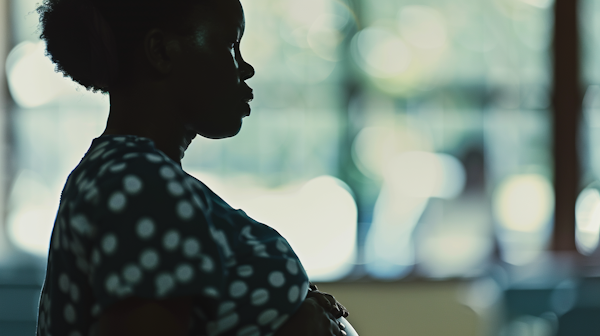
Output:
[552,0,581,251]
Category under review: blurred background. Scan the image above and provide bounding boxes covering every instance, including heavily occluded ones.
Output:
[1,0,600,335]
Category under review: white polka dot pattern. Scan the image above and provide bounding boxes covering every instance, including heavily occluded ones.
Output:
[201,255,214,272]
[251,289,269,306]
[288,285,299,303]
[136,218,155,239]
[84,187,100,203]
[163,230,180,251]
[140,249,159,270]
[276,239,288,253]
[102,148,118,159]
[218,301,237,316]
[286,259,298,275]
[89,148,105,160]
[146,153,162,163]
[175,263,194,283]
[253,244,269,257]
[155,273,175,296]
[42,136,311,336]
[217,312,239,334]
[101,234,117,255]
[105,273,120,293]
[123,264,142,283]
[108,192,126,212]
[167,181,185,196]
[70,215,92,236]
[230,280,248,298]
[258,309,278,326]
[159,166,176,179]
[176,200,194,220]
[204,287,219,298]
[64,304,76,323]
[268,271,285,288]
[109,162,127,173]
[123,175,143,194]
[237,265,253,278]
[182,237,200,257]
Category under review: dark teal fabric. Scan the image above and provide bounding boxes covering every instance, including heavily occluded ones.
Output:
[36,134,309,336]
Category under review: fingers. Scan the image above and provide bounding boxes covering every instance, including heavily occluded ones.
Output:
[322,294,344,319]
[336,317,347,336]
[313,293,334,311]
[326,312,346,336]
[337,302,349,318]
[308,290,348,318]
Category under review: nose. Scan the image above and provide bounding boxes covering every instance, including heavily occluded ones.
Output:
[240,61,255,81]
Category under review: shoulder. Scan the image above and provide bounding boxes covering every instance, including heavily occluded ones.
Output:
[64,135,186,209]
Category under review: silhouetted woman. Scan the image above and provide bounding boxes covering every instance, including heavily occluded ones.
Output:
[34,0,352,335]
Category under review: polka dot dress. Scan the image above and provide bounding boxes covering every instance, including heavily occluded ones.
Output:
[36,135,310,336]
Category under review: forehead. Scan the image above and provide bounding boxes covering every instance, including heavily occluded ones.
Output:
[189,0,245,34]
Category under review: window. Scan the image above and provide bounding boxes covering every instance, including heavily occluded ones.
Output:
[4,0,557,281]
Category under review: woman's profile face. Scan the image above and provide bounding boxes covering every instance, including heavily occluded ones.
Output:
[170,0,255,140]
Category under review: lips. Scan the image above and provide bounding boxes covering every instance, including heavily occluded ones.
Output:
[242,92,253,104]
[240,85,253,103]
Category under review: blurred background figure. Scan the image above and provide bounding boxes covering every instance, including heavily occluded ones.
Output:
[3,0,600,335]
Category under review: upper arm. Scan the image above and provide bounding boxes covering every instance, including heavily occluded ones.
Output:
[97,296,193,336]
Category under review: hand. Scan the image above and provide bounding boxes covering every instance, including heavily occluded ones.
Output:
[307,283,349,319]
[274,297,347,336]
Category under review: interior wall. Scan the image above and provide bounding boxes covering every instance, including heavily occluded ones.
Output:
[315,281,482,336]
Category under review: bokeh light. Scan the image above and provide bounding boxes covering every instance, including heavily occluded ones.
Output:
[5,41,79,108]
[351,27,412,79]
[365,151,466,280]
[384,151,466,199]
[2,0,556,286]
[6,170,60,256]
[575,185,600,255]
[493,174,554,233]
[492,174,554,265]
[187,173,358,282]
[397,5,447,50]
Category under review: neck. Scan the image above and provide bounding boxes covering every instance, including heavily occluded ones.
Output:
[102,85,194,165]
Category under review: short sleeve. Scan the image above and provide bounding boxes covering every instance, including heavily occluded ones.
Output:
[79,155,226,316]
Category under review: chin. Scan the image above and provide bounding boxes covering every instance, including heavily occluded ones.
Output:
[197,120,243,139]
